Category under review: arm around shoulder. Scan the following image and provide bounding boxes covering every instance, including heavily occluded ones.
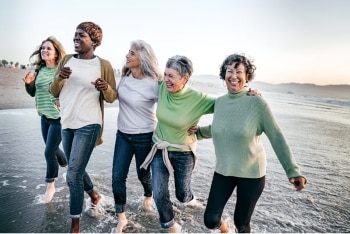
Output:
[196,125,212,140]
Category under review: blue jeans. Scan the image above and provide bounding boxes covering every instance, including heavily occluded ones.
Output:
[62,124,101,218]
[151,150,195,229]
[112,130,153,213]
[40,116,67,183]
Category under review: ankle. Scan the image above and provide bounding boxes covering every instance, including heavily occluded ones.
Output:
[218,221,229,233]
[88,190,101,205]
[168,222,181,233]
[70,218,80,233]
[47,181,55,189]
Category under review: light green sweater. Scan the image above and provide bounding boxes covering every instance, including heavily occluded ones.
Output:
[154,82,215,151]
[197,88,304,179]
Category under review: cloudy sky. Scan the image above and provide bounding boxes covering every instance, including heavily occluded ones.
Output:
[1,0,349,85]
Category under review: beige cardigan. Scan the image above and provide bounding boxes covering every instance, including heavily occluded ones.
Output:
[49,54,118,146]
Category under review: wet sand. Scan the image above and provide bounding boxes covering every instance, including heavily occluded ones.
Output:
[1,67,349,233]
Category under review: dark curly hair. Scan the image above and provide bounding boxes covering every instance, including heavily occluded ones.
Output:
[219,54,256,82]
[76,21,103,49]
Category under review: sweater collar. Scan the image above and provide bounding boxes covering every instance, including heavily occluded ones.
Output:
[228,87,248,99]
[170,84,189,97]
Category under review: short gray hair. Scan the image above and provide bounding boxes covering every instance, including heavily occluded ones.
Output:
[166,55,193,77]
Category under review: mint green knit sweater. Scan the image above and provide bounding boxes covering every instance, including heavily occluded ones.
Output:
[197,88,304,179]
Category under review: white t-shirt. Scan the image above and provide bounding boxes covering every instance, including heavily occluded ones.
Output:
[60,57,102,129]
[117,74,158,134]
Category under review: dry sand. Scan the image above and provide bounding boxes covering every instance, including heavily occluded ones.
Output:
[0,67,36,109]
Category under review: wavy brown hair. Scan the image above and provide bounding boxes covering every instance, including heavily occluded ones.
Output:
[29,36,66,70]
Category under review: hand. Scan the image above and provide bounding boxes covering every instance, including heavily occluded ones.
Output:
[22,71,37,83]
[91,78,108,91]
[59,66,72,79]
[187,126,199,135]
[289,176,306,191]
[247,88,261,96]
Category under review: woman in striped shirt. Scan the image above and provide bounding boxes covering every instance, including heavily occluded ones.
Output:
[23,36,67,203]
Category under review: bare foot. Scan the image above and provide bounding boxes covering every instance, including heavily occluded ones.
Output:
[43,182,55,203]
[70,218,80,233]
[113,212,128,233]
[168,222,181,233]
[218,221,229,233]
[185,196,199,207]
[142,196,154,212]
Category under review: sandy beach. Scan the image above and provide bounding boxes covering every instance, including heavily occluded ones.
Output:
[0,67,349,233]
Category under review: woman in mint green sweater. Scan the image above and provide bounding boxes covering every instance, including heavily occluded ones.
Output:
[192,54,307,233]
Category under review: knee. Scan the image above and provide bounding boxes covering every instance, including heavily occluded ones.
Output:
[204,212,221,229]
[66,170,78,185]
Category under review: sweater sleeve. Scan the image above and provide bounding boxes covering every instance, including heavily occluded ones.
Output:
[49,55,71,98]
[25,80,36,97]
[100,58,117,103]
[196,125,212,140]
[262,102,304,179]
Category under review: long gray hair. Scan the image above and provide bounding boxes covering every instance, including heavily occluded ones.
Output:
[126,40,163,81]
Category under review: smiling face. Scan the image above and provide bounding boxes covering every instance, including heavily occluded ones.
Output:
[40,41,57,65]
[163,67,189,93]
[125,45,141,69]
[73,28,94,54]
[225,63,247,92]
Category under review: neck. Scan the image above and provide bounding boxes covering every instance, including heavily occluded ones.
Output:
[131,68,144,79]
[77,52,95,60]
[45,60,56,68]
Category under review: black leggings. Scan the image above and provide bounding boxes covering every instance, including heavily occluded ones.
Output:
[204,172,265,233]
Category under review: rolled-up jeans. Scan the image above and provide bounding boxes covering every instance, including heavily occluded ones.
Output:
[112,130,153,213]
[40,116,67,183]
[61,124,101,218]
[151,149,195,229]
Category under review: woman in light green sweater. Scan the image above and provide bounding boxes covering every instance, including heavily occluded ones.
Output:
[140,55,215,232]
[192,54,307,233]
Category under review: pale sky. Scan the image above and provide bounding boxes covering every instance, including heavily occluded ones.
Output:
[1,0,349,85]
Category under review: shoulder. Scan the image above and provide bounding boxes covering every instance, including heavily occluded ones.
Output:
[247,95,269,112]
[97,56,113,68]
[60,54,74,65]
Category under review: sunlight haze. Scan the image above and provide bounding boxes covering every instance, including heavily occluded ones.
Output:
[1,0,349,85]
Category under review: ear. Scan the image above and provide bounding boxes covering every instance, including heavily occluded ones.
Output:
[183,74,190,83]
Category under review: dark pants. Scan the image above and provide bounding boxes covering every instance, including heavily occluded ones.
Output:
[40,116,67,183]
[112,130,153,213]
[204,172,265,233]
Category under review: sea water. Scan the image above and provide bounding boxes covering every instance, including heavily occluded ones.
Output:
[0,91,349,232]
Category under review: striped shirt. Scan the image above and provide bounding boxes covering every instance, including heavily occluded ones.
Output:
[35,67,60,119]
